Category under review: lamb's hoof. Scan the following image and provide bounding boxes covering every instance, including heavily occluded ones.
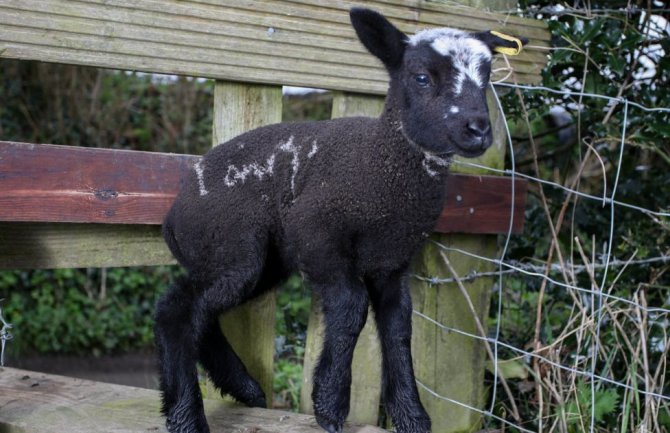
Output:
[233,380,267,408]
[165,409,210,433]
[315,415,343,433]
[244,394,267,408]
[393,416,431,433]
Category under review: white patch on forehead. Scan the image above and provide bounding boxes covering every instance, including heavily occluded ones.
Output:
[194,159,208,196]
[408,28,468,46]
[450,106,460,114]
[410,27,492,95]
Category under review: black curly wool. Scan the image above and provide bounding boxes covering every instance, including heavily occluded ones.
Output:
[155,7,526,433]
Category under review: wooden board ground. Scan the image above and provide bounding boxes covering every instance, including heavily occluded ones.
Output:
[0,367,385,433]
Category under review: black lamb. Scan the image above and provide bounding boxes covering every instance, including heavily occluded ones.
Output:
[155,7,527,433]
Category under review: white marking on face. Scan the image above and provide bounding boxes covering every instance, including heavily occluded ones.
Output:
[194,159,208,196]
[278,135,300,196]
[224,154,276,187]
[450,106,460,114]
[409,28,491,95]
[307,140,318,159]
[422,152,451,177]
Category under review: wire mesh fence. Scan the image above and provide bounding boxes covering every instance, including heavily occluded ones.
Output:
[410,74,670,432]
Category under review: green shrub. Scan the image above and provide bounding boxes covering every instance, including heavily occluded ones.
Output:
[0,267,179,357]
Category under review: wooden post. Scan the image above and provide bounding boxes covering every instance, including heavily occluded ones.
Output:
[208,81,282,406]
[300,93,384,424]
[406,4,516,430]
[410,90,509,432]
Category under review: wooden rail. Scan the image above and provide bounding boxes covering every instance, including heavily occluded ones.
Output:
[0,141,526,233]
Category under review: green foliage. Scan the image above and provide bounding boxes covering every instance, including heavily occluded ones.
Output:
[274,356,305,410]
[282,92,333,122]
[274,274,311,410]
[0,60,213,154]
[561,382,620,431]
[487,2,670,432]
[0,267,178,357]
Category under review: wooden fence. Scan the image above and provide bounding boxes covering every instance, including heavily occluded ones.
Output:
[0,1,548,431]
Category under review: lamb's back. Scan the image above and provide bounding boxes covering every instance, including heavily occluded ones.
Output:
[165,116,445,276]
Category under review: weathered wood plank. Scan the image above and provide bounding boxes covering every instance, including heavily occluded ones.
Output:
[0,367,386,433]
[0,222,174,269]
[0,141,194,225]
[438,173,527,234]
[300,93,384,425]
[213,82,283,408]
[0,0,550,93]
[185,0,551,36]
[0,141,525,235]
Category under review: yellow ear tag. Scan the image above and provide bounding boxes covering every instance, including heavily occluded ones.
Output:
[490,31,523,56]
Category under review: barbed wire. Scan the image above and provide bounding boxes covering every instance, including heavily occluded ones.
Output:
[434,242,670,315]
[411,254,670,285]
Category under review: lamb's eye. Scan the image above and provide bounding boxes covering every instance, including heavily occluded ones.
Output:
[414,74,430,87]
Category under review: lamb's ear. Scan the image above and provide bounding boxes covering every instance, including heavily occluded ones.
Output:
[350,8,408,71]
[475,30,529,56]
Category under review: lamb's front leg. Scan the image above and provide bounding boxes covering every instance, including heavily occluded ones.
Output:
[368,270,431,433]
[310,275,369,433]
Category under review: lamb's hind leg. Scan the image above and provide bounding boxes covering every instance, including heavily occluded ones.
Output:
[198,318,266,407]
[155,276,209,433]
[310,274,369,433]
[155,263,264,433]
[197,251,283,407]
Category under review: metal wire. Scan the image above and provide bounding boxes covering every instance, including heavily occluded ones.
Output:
[414,81,670,432]
[0,302,13,367]
[434,243,670,315]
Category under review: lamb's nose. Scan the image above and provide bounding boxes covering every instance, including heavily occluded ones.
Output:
[467,118,491,139]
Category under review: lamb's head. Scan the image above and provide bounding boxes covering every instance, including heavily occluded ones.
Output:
[350,8,528,157]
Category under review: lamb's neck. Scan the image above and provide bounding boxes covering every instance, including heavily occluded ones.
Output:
[378,100,419,155]
[379,95,452,179]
